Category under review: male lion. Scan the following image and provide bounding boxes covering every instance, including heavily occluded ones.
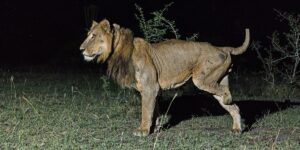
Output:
[80,19,250,136]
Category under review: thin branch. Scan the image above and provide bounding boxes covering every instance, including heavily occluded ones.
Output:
[162,18,180,39]
[271,55,294,63]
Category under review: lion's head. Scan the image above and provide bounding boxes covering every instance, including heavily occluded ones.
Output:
[80,19,113,62]
[80,19,136,88]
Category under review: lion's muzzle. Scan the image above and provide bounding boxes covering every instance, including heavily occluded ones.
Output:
[82,51,97,61]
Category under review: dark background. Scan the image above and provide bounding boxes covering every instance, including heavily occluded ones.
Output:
[1,0,299,68]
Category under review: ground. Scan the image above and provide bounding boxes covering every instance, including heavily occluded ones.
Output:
[0,66,299,149]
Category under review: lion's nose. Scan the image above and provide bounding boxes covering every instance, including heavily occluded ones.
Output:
[79,43,86,51]
[79,46,85,51]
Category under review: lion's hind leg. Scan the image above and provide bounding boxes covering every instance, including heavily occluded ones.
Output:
[192,56,242,133]
[213,95,242,133]
[192,54,233,105]
[192,74,242,133]
[218,75,232,105]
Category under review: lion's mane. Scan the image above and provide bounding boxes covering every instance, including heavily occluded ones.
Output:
[105,27,136,88]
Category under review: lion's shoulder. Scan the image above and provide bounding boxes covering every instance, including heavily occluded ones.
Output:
[133,37,151,53]
[133,37,148,45]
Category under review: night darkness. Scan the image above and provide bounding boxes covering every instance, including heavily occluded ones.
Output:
[1,0,300,67]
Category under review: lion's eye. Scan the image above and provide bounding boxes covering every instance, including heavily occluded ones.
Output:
[91,34,96,38]
[99,40,104,43]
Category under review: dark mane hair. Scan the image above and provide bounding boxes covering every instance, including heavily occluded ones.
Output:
[107,27,136,88]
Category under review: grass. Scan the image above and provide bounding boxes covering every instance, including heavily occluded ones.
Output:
[0,66,299,149]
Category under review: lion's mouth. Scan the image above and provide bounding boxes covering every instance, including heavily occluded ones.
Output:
[82,49,103,62]
[83,54,97,61]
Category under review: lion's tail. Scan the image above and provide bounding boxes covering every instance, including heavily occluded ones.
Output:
[222,28,250,55]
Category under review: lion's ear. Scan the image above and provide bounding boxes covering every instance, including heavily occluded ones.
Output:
[91,20,98,29]
[113,23,120,30]
[100,19,111,32]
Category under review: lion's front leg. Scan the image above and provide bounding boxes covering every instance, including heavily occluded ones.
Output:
[131,42,159,136]
[133,70,159,136]
[133,85,159,136]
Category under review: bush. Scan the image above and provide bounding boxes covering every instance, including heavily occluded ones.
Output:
[135,3,180,42]
[135,3,198,42]
[251,10,300,87]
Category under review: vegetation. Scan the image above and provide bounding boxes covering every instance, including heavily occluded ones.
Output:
[135,3,198,42]
[251,10,300,88]
[135,3,180,42]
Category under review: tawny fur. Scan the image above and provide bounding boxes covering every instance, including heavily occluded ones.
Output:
[80,19,250,136]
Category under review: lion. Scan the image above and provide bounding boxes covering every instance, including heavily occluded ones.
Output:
[80,19,250,136]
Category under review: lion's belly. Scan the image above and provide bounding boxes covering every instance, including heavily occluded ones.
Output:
[158,68,192,90]
[151,40,203,89]
[155,52,198,90]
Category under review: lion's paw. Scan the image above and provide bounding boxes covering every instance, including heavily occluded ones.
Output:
[133,128,150,137]
[231,128,242,134]
[223,95,233,105]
